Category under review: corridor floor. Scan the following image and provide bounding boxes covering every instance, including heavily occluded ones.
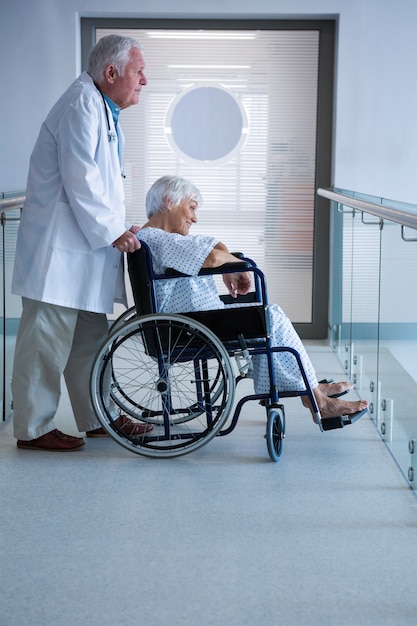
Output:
[1,341,417,626]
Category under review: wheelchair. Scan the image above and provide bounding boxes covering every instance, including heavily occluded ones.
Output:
[90,242,355,461]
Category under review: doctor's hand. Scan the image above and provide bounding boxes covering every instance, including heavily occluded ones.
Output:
[112,230,141,253]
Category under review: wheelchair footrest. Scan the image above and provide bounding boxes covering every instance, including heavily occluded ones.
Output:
[321,408,368,431]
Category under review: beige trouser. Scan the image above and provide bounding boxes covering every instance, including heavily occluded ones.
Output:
[12,298,109,440]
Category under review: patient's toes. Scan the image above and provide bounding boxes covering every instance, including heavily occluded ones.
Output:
[320,397,368,419]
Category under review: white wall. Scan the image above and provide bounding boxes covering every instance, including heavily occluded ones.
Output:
[2,0,417,203]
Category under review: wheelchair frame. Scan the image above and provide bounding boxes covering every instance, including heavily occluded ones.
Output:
[90,242,323,461]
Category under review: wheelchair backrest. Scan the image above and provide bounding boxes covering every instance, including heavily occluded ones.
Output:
[127,245,157,317]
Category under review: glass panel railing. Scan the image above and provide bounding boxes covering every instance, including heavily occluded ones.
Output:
[329,203,354,370]
[349,210,381,424]
[0,194,24,421]
[320,187,417,492]
[330,204,380,420]
[378,218,417,484]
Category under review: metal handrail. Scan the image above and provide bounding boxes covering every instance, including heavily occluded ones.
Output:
[317,187,417,231]
[0,196,24,226]
[0,196,25,211]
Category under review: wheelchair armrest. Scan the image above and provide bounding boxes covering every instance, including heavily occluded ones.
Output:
[199,260,252,276]
[164,268,191,277]
[165,260,252,278]
[220,292,258,304]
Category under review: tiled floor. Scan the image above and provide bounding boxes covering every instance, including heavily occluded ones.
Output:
[1,341,417,626]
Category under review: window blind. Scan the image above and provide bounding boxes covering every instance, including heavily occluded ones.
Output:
[98,27,319,323]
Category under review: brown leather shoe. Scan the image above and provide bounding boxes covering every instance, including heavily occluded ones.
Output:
[17,429,85,451]
[86,415,153,438]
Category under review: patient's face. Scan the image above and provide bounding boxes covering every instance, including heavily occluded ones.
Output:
[168,198,198,235]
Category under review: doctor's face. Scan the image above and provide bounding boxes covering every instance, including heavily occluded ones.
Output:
[168,198,198,236]
[104,48,147,110]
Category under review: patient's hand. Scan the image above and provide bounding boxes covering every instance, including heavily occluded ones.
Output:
[223,271,252,298]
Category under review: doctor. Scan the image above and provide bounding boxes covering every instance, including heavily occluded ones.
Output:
[12,34,152,451]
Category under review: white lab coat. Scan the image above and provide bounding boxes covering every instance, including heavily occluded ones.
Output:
[12,72,129,313]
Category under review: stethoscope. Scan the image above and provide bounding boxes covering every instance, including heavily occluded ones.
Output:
[95,83,117,143]
[94,82,125,177]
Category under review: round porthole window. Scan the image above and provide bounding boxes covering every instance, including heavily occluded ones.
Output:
[165,85,248,165]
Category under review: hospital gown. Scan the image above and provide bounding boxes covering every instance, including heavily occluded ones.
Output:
[137,227,318,393]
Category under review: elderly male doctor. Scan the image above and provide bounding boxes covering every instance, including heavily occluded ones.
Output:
[11,34,153,452]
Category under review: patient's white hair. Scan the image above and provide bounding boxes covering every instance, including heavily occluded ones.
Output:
[145,176,202,218]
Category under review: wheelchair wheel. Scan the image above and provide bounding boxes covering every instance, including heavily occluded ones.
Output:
[108,305,137,333]
[265,405,285,462]
[108,312,225,425]
[90,314,236,458]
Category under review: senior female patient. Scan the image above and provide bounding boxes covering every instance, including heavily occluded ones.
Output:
[136,175,368,423]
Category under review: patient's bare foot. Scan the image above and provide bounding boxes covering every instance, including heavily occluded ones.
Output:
[318,381,353,397]
[302,388,368,422]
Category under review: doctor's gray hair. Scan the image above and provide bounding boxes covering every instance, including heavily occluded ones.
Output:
[87,34,143,83]
[145,176,203,218]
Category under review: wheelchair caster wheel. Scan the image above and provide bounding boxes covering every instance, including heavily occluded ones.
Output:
[266,406,285,462]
